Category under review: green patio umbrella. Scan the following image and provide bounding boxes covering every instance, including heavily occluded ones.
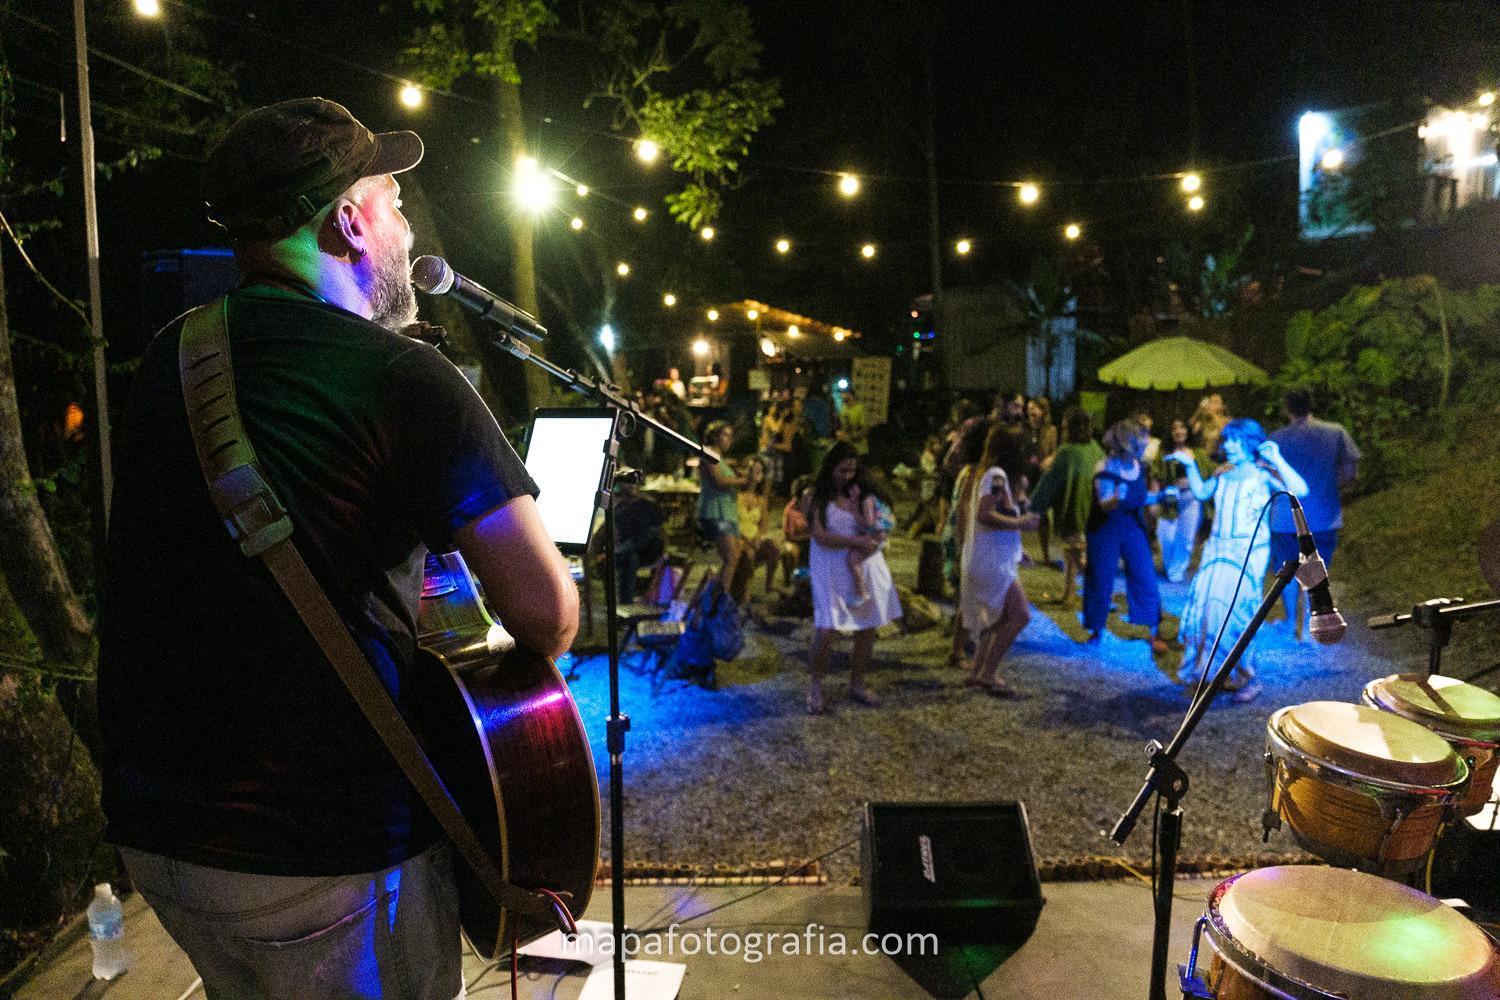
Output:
[1096,336,1269,390]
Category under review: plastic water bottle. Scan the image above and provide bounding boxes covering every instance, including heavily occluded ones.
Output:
[87,883,131,980]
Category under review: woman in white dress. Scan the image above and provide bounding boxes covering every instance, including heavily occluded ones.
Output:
[1171,418,1307,702]
[805,442,902,714]
[956,425,1040,696]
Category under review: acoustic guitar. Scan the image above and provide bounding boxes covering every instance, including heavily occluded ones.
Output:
[409,550,600,960]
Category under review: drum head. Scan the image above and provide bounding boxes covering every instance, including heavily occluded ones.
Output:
[1213,866,1500,999]
[1279,701,1462,785]
[1366,674,1500,743]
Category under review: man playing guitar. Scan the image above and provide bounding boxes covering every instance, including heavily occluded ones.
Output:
[97,98,579,999]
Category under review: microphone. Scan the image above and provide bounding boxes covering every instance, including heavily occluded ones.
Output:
[1287,495,1346,643]
[410,255,546,343]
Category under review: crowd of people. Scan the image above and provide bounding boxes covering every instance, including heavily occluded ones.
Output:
[632,381,1360,712]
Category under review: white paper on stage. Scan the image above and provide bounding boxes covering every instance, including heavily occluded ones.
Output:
[516,919,613,966]
[577,960,686,1000]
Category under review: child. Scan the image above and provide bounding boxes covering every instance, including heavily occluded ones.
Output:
[846,468,896,609]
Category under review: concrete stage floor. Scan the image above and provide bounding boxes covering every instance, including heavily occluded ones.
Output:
[18,875,1221,999]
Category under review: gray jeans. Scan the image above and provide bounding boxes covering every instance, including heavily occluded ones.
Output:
[120,841,463,1000]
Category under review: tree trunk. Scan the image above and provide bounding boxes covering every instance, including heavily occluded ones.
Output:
[0,247,98,755]
[497,74,557,413]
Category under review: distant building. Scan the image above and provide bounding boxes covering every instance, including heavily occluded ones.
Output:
[929,284,1077,400]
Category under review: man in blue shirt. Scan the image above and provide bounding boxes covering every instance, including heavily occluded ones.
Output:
[1268,387,1360,639]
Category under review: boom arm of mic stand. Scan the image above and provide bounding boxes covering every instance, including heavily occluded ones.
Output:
[1107,557,1301,1000]
[485,329,716,462]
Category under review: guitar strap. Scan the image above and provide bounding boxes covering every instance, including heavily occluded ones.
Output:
[178,297,553,921]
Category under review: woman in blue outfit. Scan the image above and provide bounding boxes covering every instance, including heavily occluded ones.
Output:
[1083,419,1169,654]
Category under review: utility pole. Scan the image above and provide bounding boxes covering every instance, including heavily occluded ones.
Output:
[72,0,112,527]
[922,30,943,345]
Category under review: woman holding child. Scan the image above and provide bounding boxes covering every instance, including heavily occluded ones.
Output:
[804,442,902,714]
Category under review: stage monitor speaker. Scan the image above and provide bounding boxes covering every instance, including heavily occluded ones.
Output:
[135,248,240,358]
[861,800,1045,945]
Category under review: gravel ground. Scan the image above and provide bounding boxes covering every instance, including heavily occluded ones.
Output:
[562,533,1448,883]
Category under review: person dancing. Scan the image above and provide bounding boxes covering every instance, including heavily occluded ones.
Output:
[1171,418,1307,702]
[1153,419,1208,583]
[957,425,1040,696]
[1083,419,1169,653]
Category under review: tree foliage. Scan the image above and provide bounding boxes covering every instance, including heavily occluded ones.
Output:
[1271,277,1500,487]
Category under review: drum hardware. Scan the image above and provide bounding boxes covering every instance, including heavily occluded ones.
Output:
[1367,595,1500,679]
[1108,545,1304,1000]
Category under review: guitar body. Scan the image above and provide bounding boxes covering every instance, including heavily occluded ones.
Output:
[410,550,599,960]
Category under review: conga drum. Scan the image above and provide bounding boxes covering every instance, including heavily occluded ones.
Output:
[1264,701,1469,873]
[1364,673,1500,816]
[1181,866,1500,999]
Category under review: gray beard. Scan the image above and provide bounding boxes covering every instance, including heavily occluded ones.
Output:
[369,242,418,333]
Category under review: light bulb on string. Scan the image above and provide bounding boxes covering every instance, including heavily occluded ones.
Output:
[635,138,660,164]
[575,183,589,197]
[1180,172,1202,193]
[663,293,677,307]
[511,158,555,215]
[1481,91,1497,108]
[616,262,631,277]
[1064,223,1082,241]
[775,238,791,254]
[632,206,648,222]
[570,216,584,230]
[787,324,801,337]
[760,337,777,358]
[1187,195,1205,212]
[706,309,720,322]
[692,337,711,358]
[746,308,759,321]
[399,83,423,109]
[700,226,716,241]
[838,173,861,198]
[1018,182,1040,205]
[134,0,161,16]
[860,243,876,259]
[1320,148,1345,170]
[955,238,972,255]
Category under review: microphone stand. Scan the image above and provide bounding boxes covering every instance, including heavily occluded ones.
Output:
[1367,596,1500,678]
[483,328,715,1000]
[1107,556,1300,1000]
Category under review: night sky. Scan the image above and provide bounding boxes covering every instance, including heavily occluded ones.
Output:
[7,1,1500,367]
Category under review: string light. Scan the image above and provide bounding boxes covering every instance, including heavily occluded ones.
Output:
[1482,92,1497,107]
[1018,182,1040,205]
[616,261,631,277]
[511,156,554,214]
[746,308,759,320]
[1180,172,1202,193]
[570,216,584,230]
[838,173,861,198]
[1320,148,1345,170]
[955,238,972,255]
[700,226,716,241]
[133,0,161,16]
[632,206,648,222]
[833,330,848,342]
[1187,195,1205,212]
[575,183,589,197]
[399,83,423,109]
[1064,223,1082,240]
[663,292,677,307]
[760,337,777,357]
[775,238,791,254]
[635,138,660,164]
[691,337,711,357]
[707,308,720,321]
[787,324,801,337]
[860,243,876,259]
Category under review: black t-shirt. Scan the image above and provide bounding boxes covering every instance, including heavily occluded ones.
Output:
[98,286,537,876]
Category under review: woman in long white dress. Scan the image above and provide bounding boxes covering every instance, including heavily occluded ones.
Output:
[957,425,1040,696]
[1171,418,1307,702]
[805,442,902,714]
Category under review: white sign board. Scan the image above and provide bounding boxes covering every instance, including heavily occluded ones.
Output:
[851,356,892,426]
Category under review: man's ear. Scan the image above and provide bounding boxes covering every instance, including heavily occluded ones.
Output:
[329,198,368,259]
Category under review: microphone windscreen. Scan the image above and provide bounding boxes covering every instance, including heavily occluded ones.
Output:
[410,255,454,295]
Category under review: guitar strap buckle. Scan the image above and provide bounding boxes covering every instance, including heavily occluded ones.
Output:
[211,463,294,558]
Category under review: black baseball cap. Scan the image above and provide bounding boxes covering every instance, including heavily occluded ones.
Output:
[203,97,423,240]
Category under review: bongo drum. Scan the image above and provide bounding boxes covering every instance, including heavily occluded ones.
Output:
[1264,701,1469,873]
[1364,673,1500,816]
[1181,866,1500,999]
